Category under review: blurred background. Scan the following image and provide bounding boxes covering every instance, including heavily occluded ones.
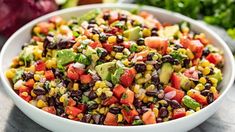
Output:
[0,0,235,132]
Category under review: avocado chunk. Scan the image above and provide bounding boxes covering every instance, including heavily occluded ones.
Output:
[208,68,223,83]
[19,46,34,65]
[111,67,124,85]
[85,46,99,62]
[77,9,101,25]
[56,49,76,66]
[158,25,179,39]
[179,73,191,90]
[159,63,174,84]
[123,26,141,41]
[95,62,116,81]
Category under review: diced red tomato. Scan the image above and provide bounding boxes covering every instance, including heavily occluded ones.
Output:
[120,69,136,87]
[67,65,84,80]
[172,108,186,119]
[171,73,181,89]
[68,98,76,107]
[180,36,191,48]
[80,74,92,84]
[102,96,118,106]
[19,86,30,93]
[121,109,138,123]
[190,92,208,105]
[122,41,131,49]
[42,106,56,115]
[183,67,199,81]
[113,84,126,99]
[120,89,134,105]
[206,53,222,65]
[19,93,31,102]
[144,37,168,54]
[32,36,42,42]
[77,104,87,113]
[25,79,35,88]
[37,22,51,34]
[65,106,82,117]
[45,70,55,80]
[102,43,113,52]
[104,112,118,126]
[89,42,102,49]
[164,86,185,103]
[35,60,46,71]
[188,40,204,58]
[142,110,156,124]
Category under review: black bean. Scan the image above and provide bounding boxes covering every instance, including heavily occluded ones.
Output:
[70,90,82,98]
[169,100,181,109]
[87,24,95,29]
[56,105,64,115]
[198,71,203,79]
[162,55,174,63]
[91,28,100,34]
[201,90,210,96]
[22,72,34,81]
[48,97,56,106]
[147,53,154,61]
[60,113,68,118]
[21,43,29,50]
[156,118,163,123]
[54,69,64,79]
[88,103,99,110]
[183,59,190,68]
[204,83,212,90]
[88,91,98,100]
[140,106,149,114]
[109,107,121,114]
[203,47,210,56]
[100,93,107,100]
[80,84,90,92]
[99,115,105,124]
[151,30,158,36]
[82,114,92,123]
[159,107,168,118]
[134,99,143,108]
[208,68,214,75]
[99,33,108,43]
[119,14,127,21]
[113,45,124,52]
[62,80,70,87]
[103,13,110,20]
[207,93,214,104]
[89,19,96,24]
[92,114,101,124]
[146,90,158,96]
[33,87,46,95]
[44,36,56,49]
[174,44,183,49]
[151,74,160,84]
[135,63,146,73]
[151,27,158,31]
[116,35,124,43]
[57,39,76,49]
[136,38,145,45]
[154,61,162,70]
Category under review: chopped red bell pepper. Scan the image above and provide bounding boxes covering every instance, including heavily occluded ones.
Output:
[104,112,118,126]
[120,69,136,87]
[102,96,118,106]
[65,106,82,117]
[102,43,113,52]
[45,70,55,80]
[172,108,186,119]
[25,79,35,88]
[120,89,134,105]
[190,92,208,105]
[121,109,138,123]
[80,74,92,84]
[113,84,126,99]
[164,86,185,103]
[35,60,46,71]
[67,65,84,80]
[171,73,181,89]
[89,42,102,49]
[206,53,222,65]
[142,110,156,124]
[42,106,56,115]
[68,98,76,107]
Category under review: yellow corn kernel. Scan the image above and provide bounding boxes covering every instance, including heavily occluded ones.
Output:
[148,97,154,102]
[94,81,106,89]
[158,100,168,106]
[49,88,55,97]
[146,64,154,71]
[105,55,111,60]
[115,53,123,60]
[173,64,182,72]
[146,85,155,91]
[138,93,145,100]
[99,107,106,114]
[201,60,210,67]
[137,78,145,84]
[37,100,47,108]
[96,88,103,96]
[143,96,149,103]
[122,59,130,66]
[34,74,41,81]
[133,85,140,94]
[167,47,173,54]
[210,78,218,87]
[117,114,123,122]
[199,77,207,84]
[143,28,151,37]
[203,67,210,75]
[59,87,67,95]
[196,107,201,112]
[5,69,16,79]
[110,51,116,57]
[178,48,187,54]
[59,96,65,103]
[186,49,194,59]
[108,36,117,44]
[34,49,42,59]
[197,66,204,71]
[135,73,142,79]
[73,83,79,91]
[153,108,159,117]
[31,90,37,97]
[195,83,205,91]
[210,86,217,94]
[145,73,151,81]
[29,100,37,106]
[187,89,199,96]
[77,113,84,120]
[186,110,195,116]
[92,34,100,42]
[105,91,113,97]
[94,98,101,104]
[46,59,57,69]
[21,92,28,97]
[167,106,172,111]
[33,26,41,33]
[145,70,152,75]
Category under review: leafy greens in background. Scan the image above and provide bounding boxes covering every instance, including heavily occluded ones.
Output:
[135,0,235,39]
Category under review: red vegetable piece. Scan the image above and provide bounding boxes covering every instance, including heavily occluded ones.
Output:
[121,109,138,123]
[104,112,118,126]
[172,108,186,119]
[102,43,113,52]
[42,106,56,115]
[102,96,118,106]
[164,86,185,103]
[188,40,204,58]
[206,53,222,65]
[191,92,208,105]
[45,70,55,80]
[65,106,82,117]
[80,74,92,84]
[120,69,136,87]
[113,84,126,99]
[25,79,35,88]
[171,73,181,89]
[120,89,134,105]
[89,42,102,49]
[144,36,168,54]
[142,110,156,124]
[35,60,46,71]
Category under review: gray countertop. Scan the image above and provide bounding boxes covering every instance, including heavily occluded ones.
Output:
[0,22,235,132]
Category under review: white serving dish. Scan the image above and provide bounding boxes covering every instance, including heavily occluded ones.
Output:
[0,3,234,132]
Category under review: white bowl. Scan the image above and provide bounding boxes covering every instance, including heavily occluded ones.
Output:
[0,3,234,132]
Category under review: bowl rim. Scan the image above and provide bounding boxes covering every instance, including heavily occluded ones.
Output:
[0,3,234,130]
